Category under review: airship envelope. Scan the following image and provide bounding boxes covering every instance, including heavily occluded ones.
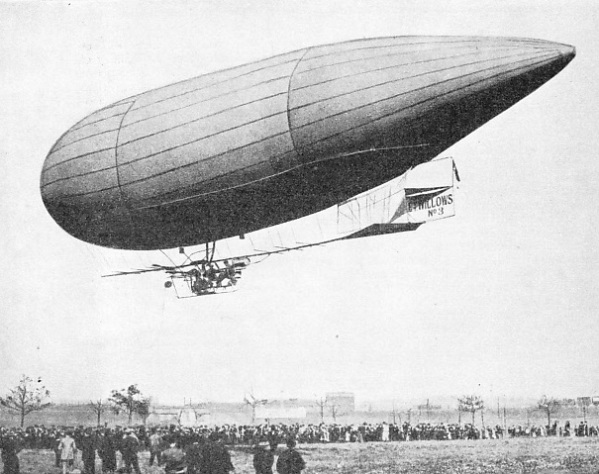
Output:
[41,36,575,250]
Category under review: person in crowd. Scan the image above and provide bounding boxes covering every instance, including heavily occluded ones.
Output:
[121,429,141,474]
[162,442,185,472]
[198,433,234,474]
[381,422,389,442]
[0,430,22,474]
[252,441,275,474]
[186,440,203,474]
[54,430,62,468]
[276,438,305,474]
[148,428,163,467]
[79,427,97,474]
[98,428,117,474]
[59,431,78,474]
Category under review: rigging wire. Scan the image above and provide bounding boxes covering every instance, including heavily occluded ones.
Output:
[159,249,180,268]
[210,241,216,262]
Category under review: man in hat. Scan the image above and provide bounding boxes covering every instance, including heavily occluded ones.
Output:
[252,440,275,474]
[198,433,234,474]
[148,428,163,467]
[79,427,97,474]
[121,429,141,474]
[98,428,117,474]
[186,440,203,474]
[162,442,185,472]
[275,438,305,474]
[53,431,63,467]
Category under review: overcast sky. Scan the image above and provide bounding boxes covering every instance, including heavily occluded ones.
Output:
[1,0,597,408]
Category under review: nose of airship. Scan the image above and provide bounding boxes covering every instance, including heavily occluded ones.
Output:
[553,42,576,61]
[533,40,575,68]
[288,36,576,160]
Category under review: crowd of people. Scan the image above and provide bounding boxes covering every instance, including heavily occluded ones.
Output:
[0,424,306,474]
[1,419,598,473]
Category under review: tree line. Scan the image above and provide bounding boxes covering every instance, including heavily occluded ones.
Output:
[1,375,595,428]
[0,375,150,427]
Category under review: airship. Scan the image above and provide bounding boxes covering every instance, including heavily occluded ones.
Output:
[40,36,574,295]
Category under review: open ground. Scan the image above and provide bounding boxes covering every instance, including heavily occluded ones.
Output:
[5,437,599,474]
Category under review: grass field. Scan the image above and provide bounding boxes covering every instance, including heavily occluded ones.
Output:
[6,437,599,474]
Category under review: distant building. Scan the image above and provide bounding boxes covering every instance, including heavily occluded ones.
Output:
[146,406,210,426]
[325,392,355,414]
[146,408,179,426]
[577,397,592,407]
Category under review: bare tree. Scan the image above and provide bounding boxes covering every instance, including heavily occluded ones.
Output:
[109,385,150,425]
[89,399,106,426]
[244,393,268,424]
[329,403,345,422]
[0,375,51,427]
[537,396,561,427]
[458,395,485,426]
[315,398,327,423]
[391,402,399,424]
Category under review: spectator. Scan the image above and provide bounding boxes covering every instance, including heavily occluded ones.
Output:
[162,442,185,472]
[276,438,305,474]
[253,441,275,474]
[0,431,22,474]
[79,427,97,474]
[186,441,203,474]
[148,428,163,466]
[98,428,117,474]
[199,435,234,474]
[121,429,141,474]
[58,431,77,474]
